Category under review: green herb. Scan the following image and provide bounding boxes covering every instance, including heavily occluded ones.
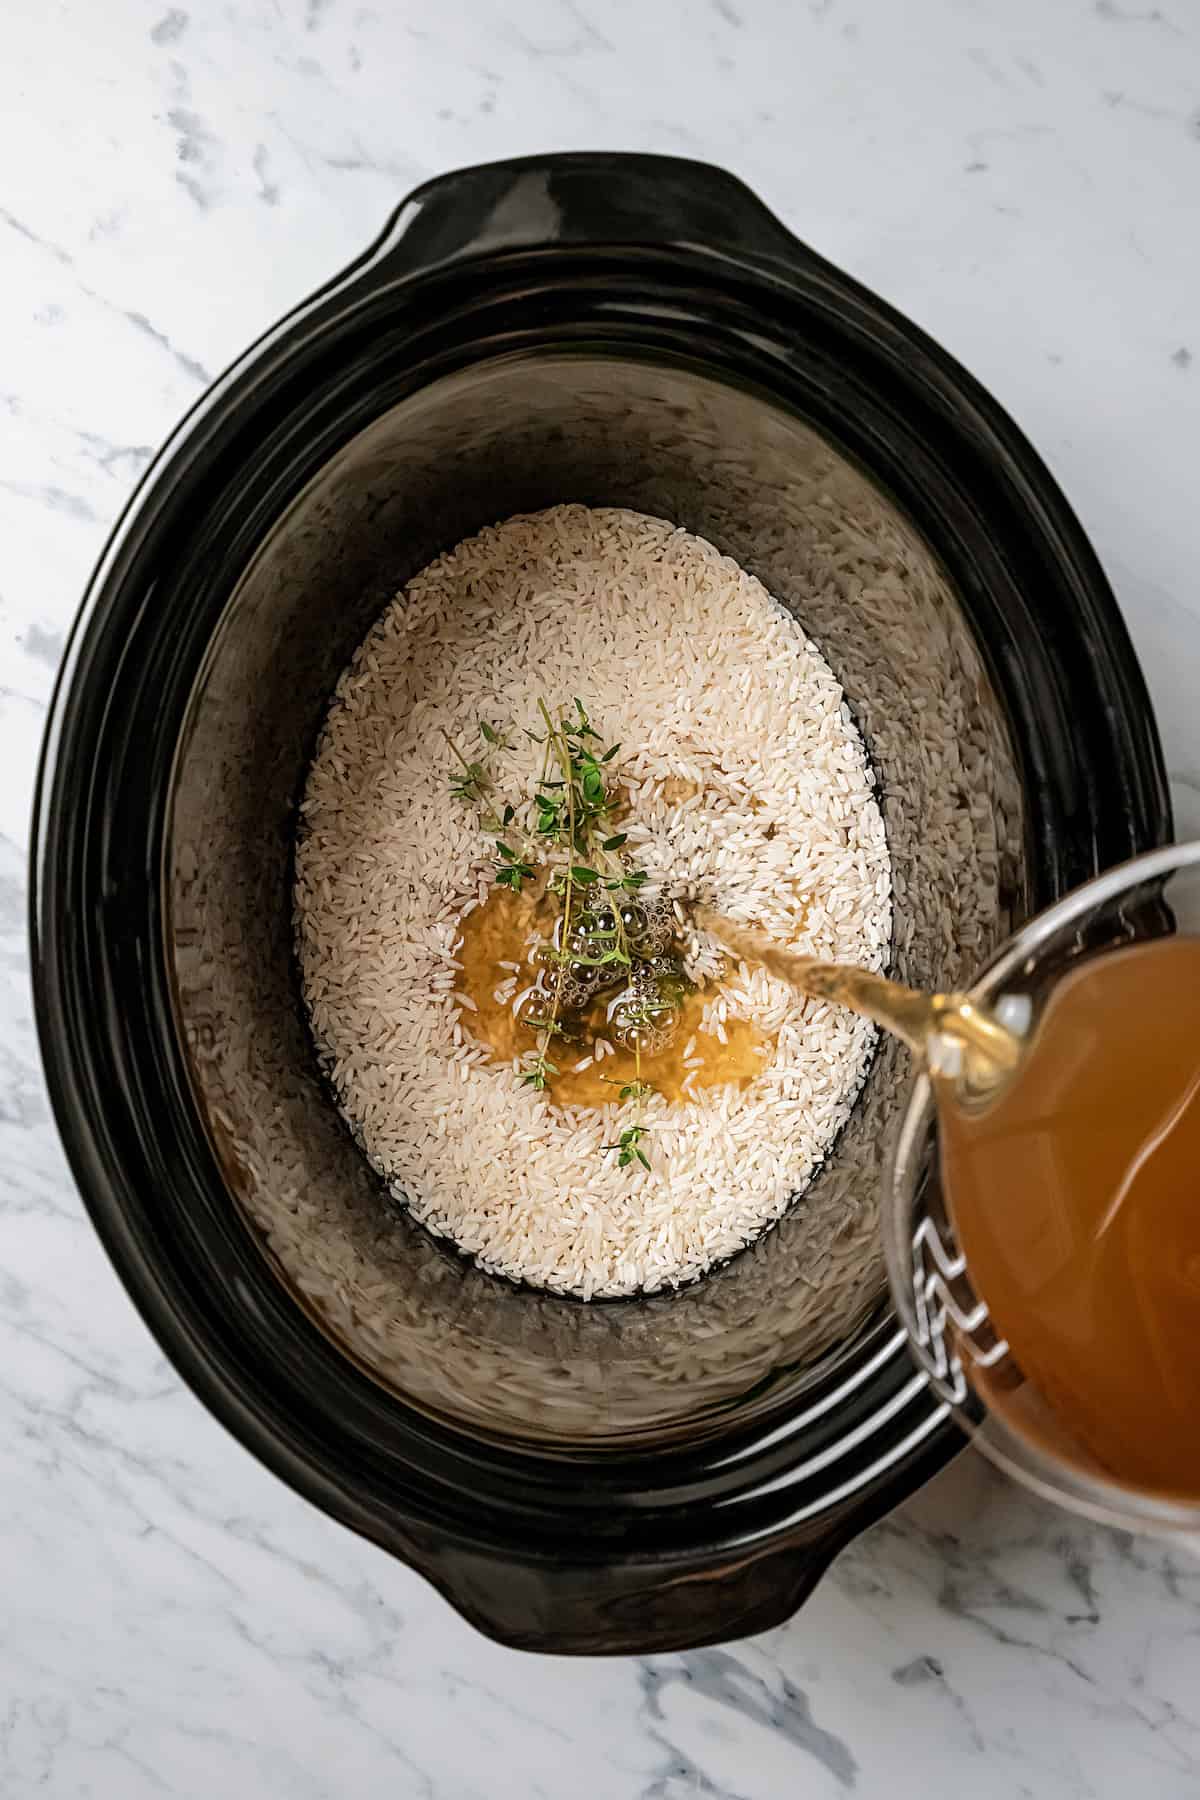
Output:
[535,795,564,836]
[445,732,490,806]
[493,840,534,893]
[603,1123,651,1171]
[573,698,600,739]
[519,1052,558,1092]
[602,1078,654,1103]
[449,697,698,1173]
[567,908,631,970]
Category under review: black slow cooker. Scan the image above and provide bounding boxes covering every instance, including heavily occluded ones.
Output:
[31,154,1170,1652]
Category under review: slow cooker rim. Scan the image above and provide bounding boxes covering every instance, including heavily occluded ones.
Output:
[30,158,1172,1592]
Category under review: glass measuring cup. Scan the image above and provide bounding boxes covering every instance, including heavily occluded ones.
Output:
[883,840,1200,1535]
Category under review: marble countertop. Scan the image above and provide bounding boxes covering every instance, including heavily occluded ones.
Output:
[3,1,1200,1794]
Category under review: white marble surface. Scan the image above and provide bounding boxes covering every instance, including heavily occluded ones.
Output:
[3,1,1200,1794]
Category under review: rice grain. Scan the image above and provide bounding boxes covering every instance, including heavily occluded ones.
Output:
[294,506,891,1299]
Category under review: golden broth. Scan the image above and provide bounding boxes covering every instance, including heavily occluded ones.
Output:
[453,885,772,1108]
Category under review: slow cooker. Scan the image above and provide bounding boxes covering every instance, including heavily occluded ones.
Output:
[31,154,1170,1652]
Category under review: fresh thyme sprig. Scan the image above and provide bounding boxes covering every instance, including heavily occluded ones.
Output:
[536,699,583,1095]
[448,700,692,1169]
[603,1122,651,1172]
[519,1050,558,1092]
[443,730,490,807]
[493,841,534,893]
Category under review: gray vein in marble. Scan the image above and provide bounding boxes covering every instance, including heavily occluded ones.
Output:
[500,0,616,59]
[0,1149,80,1222]
[0,207,211,386]
[73,430,156,476]
[150,8,188,46]
[0,1041,47,1129]
[639,1650,857,1791]
[892,1653,942,1686]
[1103,89,1173,120]
[1058,1536,1102,1623]
[0,851,27,931]
[167,108,220,210]
[560,0,617,52]
[91,297,211,383]
[877,1512,1200,1771]
[0,685,49,715]
[1109,1530,1200,1604]
[892,1656,986,1751]
[1094,0,1185,32]
[968,46,1015,89]
[99,1737,173,1796]
[965,123,1056,157]
[319,142,426,179]
[253,143,281,206]
[0,481,97,525]
[0,204,76,269]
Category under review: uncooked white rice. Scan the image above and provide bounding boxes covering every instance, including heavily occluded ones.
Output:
[294,505,892,1299]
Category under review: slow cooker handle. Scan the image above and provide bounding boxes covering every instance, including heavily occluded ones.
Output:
[357,152,813,285]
